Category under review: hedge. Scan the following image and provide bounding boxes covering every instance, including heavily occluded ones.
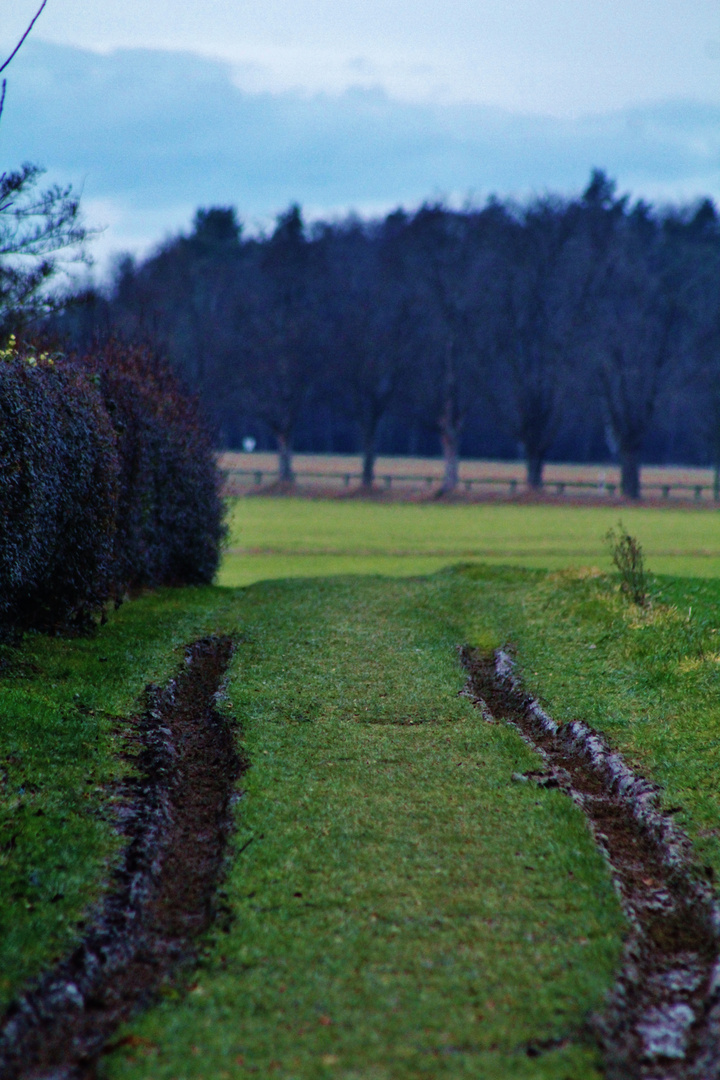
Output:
[0,338,224,639]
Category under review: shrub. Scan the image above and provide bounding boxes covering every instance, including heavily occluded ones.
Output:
[0,338,224,640]
[605,521,647,606]
[81,341,225,591]
[0,347,119,636]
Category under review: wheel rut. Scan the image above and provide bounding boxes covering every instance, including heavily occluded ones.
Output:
[0,635,241,1080]
[462,646,720,1080]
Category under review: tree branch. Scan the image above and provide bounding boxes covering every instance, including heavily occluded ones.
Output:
[0,0,49,76]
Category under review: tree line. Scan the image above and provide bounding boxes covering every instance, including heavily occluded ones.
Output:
[46,172,720,498]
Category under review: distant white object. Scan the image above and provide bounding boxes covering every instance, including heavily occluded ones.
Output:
[242,436,257,453]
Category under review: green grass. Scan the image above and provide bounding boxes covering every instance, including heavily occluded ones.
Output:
[478,565,720,879]
[7,494,720,1078]
[102,573,621,1079]
[219,497,720,585]
[0,586,242,1007]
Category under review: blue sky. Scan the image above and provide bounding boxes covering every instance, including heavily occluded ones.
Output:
[1,0,718,268]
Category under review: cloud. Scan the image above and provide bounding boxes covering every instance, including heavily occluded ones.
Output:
[1,40,717,266]
[11,0,720,115]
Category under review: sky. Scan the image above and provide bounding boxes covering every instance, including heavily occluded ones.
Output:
[6,0,720,114]
[1,0,719,269]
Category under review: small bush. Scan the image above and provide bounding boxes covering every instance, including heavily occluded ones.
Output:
[605,521,647,606]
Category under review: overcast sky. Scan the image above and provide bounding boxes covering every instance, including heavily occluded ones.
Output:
[5,0,719,115]
[1,1,718,267]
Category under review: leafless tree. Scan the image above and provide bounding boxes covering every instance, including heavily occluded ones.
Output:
[487,195,598,488]
[400,205,492,494]
[588,195,695,498]
[238,206,322,483]
[321,219,412,487]
[677,201,720,492]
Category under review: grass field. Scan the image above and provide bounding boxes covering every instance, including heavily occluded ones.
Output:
[101,574,623,1079]
[220,496,720,585]
[5,496,720,1077]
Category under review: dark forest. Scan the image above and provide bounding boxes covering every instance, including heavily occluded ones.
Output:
[51,171,720,498]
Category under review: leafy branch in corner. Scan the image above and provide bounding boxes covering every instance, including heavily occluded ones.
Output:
[0,2,97,335]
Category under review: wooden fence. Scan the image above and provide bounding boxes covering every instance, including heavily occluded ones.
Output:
[221,467,720,503]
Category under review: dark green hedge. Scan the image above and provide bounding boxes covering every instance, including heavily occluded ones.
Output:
[0,340,224,639]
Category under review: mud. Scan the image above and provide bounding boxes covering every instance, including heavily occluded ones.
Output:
[0,635,241,1080]
[462,647,720,1080]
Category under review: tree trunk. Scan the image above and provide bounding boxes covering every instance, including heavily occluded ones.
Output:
[440,428,460,494]
[276,432,294,484]
[620,447,641,499]
[361,432,377,489]
[525,452,544,490]
[435,339,463,495]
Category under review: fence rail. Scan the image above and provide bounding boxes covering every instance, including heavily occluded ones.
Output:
[221,467,720,503]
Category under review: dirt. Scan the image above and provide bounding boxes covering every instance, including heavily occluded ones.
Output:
[462,646,720,1080]
[0,635,241,1080]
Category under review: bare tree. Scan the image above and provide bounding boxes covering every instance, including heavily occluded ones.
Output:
[589,194,694,498]
[321,219,411,487]
[137,209,243,392]
[239,206,321,483]
[677,201,720,492]
[400,205,490,494]
[488,195,597,488]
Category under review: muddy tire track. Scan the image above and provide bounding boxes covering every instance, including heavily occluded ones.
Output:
[0,635,241,1080]
[462,646,720,1080]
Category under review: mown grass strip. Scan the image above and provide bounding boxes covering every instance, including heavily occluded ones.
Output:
[101,574,622,1079]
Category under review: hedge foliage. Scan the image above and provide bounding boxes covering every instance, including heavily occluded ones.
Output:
[0,339,224,638]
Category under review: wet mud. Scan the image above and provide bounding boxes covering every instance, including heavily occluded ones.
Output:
[462,646,720,1080]
[0,635,241,1080]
